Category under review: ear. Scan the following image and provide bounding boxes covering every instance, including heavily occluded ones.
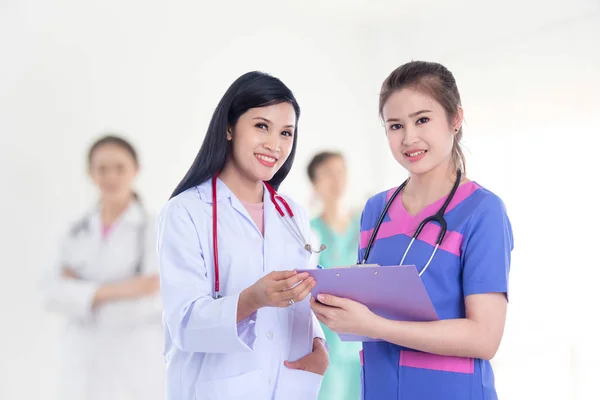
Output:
[453,106,464,133]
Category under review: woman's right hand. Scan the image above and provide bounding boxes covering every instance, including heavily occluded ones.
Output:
[250,270,315,309]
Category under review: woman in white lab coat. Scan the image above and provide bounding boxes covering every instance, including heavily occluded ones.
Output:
[43,135,165,400]
[157,71,329,400]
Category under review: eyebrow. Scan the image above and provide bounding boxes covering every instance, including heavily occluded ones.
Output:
[253,117,295,129]
[385,109,432,122]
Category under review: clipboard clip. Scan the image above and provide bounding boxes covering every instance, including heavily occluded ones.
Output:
[334,263,380,268]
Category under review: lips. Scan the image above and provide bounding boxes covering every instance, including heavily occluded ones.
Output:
[255,153,277,167]
[404,149,427,163]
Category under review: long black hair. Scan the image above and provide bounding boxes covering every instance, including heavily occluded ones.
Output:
[170,71,301,198]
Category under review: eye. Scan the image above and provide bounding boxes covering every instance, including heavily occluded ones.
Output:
[255,123,268,130]
[416,117,429,125]
[281,130,293,137]
[389,123,403,130]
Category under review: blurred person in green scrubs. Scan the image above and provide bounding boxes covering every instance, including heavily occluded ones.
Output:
[307,151,362,400]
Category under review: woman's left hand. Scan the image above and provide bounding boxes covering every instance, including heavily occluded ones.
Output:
[310,294,378,337]
[284,338,329,376]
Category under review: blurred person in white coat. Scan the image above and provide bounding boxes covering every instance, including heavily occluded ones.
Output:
[42,135,165,400]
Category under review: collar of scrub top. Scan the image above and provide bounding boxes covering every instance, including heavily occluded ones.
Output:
[207,175,326,298]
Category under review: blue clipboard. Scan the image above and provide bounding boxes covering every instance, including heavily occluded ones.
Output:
[297,264,439,342]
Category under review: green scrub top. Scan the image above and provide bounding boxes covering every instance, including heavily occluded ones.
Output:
[310,214,362,400]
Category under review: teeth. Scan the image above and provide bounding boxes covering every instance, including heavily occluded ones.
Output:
[256,154,276,163]
[407,151,426,157]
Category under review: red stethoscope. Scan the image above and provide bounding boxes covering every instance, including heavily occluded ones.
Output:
[211,175,326,299]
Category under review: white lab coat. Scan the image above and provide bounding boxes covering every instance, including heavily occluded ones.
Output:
[42,201,165,400]
[157,178,326,400]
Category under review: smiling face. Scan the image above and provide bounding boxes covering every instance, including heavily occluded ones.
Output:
[382,87,462,176]
[226,102,297,183]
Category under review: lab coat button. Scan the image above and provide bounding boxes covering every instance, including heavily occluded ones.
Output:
[266,331,274,340]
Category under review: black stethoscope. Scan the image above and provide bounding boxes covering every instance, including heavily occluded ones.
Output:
[359,169,462,276]
[211,175,326,299]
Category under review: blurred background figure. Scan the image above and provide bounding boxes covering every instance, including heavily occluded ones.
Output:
[41,135,164,400]
[307,151,362,400]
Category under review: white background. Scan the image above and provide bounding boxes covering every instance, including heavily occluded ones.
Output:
[1,0,599,399]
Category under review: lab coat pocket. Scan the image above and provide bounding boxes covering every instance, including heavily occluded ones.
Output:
[287,303,313,363]
[275,367,323,400]
[195,369,269,400]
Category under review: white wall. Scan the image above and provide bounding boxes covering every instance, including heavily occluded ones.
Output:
[1,1,599,399]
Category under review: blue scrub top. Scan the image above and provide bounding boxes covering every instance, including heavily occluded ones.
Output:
[357,181,513,400]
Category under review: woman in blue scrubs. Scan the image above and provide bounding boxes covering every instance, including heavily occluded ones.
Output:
[311,61,514,400]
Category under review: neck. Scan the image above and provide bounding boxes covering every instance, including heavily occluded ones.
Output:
[321,199,350,232]
[321,200,341,222]
[219,162,264,203]
[403,160,459,210]
[101,195,133,225]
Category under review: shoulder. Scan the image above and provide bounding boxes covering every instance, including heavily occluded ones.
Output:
[66,205,98,238]
[463,183,510,221]
[359,187,396,225]
[68,215,90,238]
[461,182,513,244]
[363,188,394,212]
[158,183,210,229]
[278,193,308,220]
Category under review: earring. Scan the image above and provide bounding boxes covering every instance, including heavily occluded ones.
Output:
[454,128,459,132]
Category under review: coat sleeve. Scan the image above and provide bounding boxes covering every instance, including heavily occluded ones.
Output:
[157,200,256,354]
[41,233,100,320]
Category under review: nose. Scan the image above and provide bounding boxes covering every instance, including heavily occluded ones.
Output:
[263,134,281,153]
[402,126,419,146]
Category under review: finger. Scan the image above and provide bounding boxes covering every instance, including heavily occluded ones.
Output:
[276,272,309,291]
[284,357,307,371]
[269,270,297,281]
[314,312,328,325]
[310,299,328,317]
[285,276,314,297]
[310,296,327,313]
[289,278,315,302]
[316,293,345,308]
[275,282,311,307]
